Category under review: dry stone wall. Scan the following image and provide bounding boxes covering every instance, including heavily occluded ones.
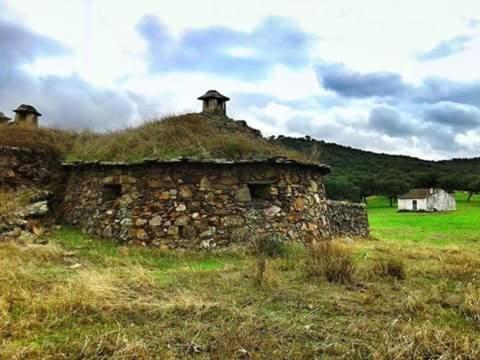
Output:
[0,146,369,248]
[322,200,369,238]
[0,146,63,189]
[62,160,369,248]
[0,146,64,244]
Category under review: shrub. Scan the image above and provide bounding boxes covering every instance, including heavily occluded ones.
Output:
[305,240,355,283]
[373,258,406,280]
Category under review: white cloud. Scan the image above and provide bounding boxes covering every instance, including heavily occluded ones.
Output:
[224,47,257,58]
[2,0,480,159]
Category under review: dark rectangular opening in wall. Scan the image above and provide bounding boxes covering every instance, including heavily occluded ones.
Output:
[102,184,122,203]
[247,183,272,200]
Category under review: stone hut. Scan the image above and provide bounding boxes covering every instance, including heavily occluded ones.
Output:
[13,104,41,127]
[198,90,230,116]
[62,157,369,249]
[0,112,11,124]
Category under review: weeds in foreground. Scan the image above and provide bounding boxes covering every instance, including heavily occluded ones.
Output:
[2,229,480,359]
[463,283,480,328]
[305,240,356,283]
[373,258,407,280]
[251,234,285,287]
[370,323,480,359]
[280,242,305,271]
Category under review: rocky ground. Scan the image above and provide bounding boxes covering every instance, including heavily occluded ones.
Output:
[0,188,52,245]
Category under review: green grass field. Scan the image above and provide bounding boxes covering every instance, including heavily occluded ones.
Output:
[1,193,480,359]
[368,192,480,247]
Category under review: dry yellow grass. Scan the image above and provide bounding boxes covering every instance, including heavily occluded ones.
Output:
[0,124,73,157]
[65,114,301,161]
[0,191,18,216]
[1,229,480,359]
[463,284,480,328]
[0,114,301,162]
[0,189,35,222]
[305,239,356,283]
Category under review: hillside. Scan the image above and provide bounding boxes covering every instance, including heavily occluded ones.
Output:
[274,136,480,202]
[0,114,300,162]
[275,136,480,178]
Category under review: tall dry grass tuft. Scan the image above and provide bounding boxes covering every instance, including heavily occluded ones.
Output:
[305,240,356,283]
[0,242,161,343]
[0,124,74,157]
[250,233,284,287]
[35,266,160,318]
[74,329,151,359]
[279,242,305,271]
[440,250,480,282]
[1,327,153,359]
[369,323,480,359]
[0,191,19,217]
[372,258,407,280]
[463,284,480,328]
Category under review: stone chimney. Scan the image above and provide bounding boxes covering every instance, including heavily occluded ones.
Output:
[197,90,230,116]
[13,104,41,128]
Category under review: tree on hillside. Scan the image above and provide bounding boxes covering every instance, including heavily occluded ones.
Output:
[415,172,440,188]
[378,180,410,207]
[355,176,377,204]
[466,177,480,201]
[438,175,460,193]
[324,177,361,203]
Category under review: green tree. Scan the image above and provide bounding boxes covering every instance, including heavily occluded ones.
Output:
[466,177,480,201]
[355,176,377,204]
[414,172,440,188]
[324,177,361,203]
[438,175,459,193]
[378,180,410,207]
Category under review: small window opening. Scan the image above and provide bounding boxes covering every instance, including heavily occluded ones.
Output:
[102,184,122,203]
[247,183,271,200]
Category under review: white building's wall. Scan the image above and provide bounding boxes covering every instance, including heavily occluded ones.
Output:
[398,199,409,210]
[426,189,456,211]
[398,198,427,211]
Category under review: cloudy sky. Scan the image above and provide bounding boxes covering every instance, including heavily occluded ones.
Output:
[1,0,480,160]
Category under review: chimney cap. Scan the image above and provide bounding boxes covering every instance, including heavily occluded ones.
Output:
[13,104,42,116]
[197,90,230,101]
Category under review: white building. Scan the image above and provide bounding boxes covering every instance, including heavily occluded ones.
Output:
[398,188,456,212]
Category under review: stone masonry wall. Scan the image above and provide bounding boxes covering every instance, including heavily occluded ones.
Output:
[0,146,63,189]
[323,200,369,238]
[63,162,328,248]
[0,147,369,248]
[62,161,369,249]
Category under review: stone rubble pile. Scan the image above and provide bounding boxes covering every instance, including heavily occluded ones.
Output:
[0,190,51,244]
